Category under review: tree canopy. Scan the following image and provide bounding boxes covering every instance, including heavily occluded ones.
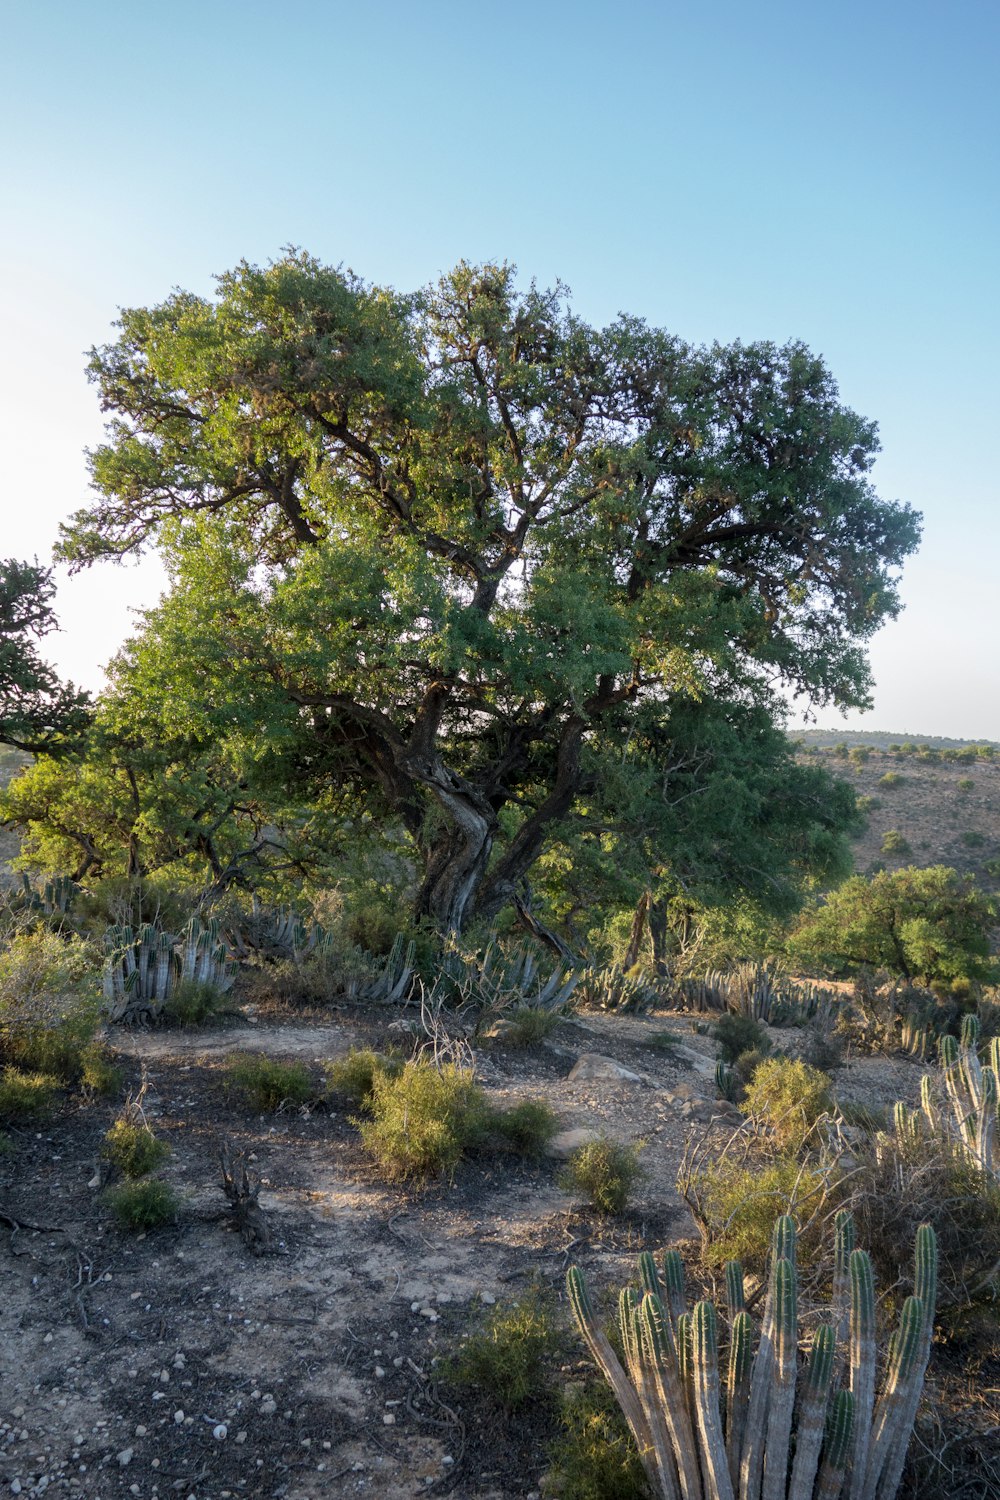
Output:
[788,865,998,986]
[38,253,919,933]
[0,560,90,753]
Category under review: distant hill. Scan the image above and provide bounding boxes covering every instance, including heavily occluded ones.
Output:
[794,738,1000,890]
[792,728,1000,752]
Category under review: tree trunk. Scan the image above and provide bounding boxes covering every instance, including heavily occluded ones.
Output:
[408,754,498,934]
[623,890,650,970]
[649,897,671,976]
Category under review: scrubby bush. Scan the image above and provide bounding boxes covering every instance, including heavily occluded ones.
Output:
[712,1012,770,1064]
[742,1056,833,1150]
[225,1052,314,1111]
[104,1177,179,1230]
[881,828,911,856]
[442,1285,561,1412]
[0,1066,59,1121]
[161,978,229,1026]
[0,929,101,1080]
[560,1137,644,1215]
[491,1098,559,1157]
[680,1152,829,1270]
[879,771,905,787]
[961,830,986,848]
[545,1383,648,1500]
[496,1004,561,1048]
[102,1117,169,1178]
[643,1030,680,1056]
[355,1057,559,1182]
[79,1043,124,1096]
[325,1047,403,1105]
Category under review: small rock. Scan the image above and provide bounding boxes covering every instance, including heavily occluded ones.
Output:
[117,1449,133,1467]
[134,1426,147,1438]
[545,1126,601,1160]
[259,1397,276,1416]
[173,1410,184,1425]
[382,1413,396,1426]
[567,1053,644,1083]
[235,1431,247,1444]
[374,1367,385,1379]
[480,1292,496,1305]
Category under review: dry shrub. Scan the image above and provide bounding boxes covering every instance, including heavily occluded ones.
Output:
[742,1056,833,1151]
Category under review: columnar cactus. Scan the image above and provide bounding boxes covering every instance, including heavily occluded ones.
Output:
[920,1015,1000,1175]
[567,1215,936,1500]
[103,915,235,1023]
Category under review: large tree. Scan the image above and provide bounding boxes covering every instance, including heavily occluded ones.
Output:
[0,560,90,752]
[55,254,920,932]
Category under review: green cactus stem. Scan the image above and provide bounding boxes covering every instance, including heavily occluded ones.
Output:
[788,1324,836,1500]
[725,1260,745,1317]
[815,1389,854,1500]
[762,1257,798,1500]
[692,1300,733,1500]
[726,1309,752,1490]
[848,1250,876,1500]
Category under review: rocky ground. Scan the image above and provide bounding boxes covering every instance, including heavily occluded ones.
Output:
[0,998,950,1500]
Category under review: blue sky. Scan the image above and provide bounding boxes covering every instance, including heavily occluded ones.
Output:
[2,1,998,735]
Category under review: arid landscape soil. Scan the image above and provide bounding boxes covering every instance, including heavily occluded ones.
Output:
[0,992,947,1500]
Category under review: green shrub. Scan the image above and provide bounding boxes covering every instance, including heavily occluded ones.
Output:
[560,1137,644,1215]
[961,830,986,848]
[0,1066,59,1121]
[682,1153,828,1270]
[0,929,101,1081]
[712,1012,770,1064]
[742,1056,833,1150]
[358,1060,490,1181]
[102,1118,169,1178]
[957,778,975,794]
[105,1177,179,1230]
[80,1043,124,1097]
[325,1047,403,1105]
[225,1052,314,1112]
[881,828,911,856]
[879,771,905,787]
[491,1098,559,1157]
[643,1030,680,1056]
[497,1004,561,1048]
[442,1285,561,1411]
[545,1382,649,1500]
[161,978,228,1026]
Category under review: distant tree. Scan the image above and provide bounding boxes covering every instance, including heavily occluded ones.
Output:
[51,254,920,933]
[788,865,998,986]
[0,560,90,753]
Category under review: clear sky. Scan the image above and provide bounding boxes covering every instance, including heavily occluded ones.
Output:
[2,0,997,736]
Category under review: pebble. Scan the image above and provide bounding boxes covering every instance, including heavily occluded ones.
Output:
[235,1432,247,1444]
[117,1448,134,1467]
[382,1414,396,1426]
[259,1397,276,1416]
[173,1410,185,1425]
[135,1426,147,1437]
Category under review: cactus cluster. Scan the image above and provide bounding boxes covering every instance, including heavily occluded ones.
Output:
[672,965,842,1028]
[18,871,79,917]
[897,1014,1000,1176]
[567,1212,936,1500]
[103,916,235,1023]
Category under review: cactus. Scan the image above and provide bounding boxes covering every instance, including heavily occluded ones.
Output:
[102,915,234,1023]
[716,1060,739,1103]
[920,1017,1000,1176]
[567,1215,935,1500]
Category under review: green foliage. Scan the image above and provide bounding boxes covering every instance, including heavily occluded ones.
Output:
[881,829,911,857]
[957,778,974,794]
[644,1030,681,1056]
[497,1004,562,1048]
[789,865,998,986]
[161,977,228,1026]
[225,1052,315,1112]
[546,1382,649,1500]
[102,1118,169,1178]
[357,1061,491,1182]
[443,1285,561,1412]
[324,1047,402,1106]
[961,830,986,848]
[0,929,101,1080]
[879,771,905,788]
[683,1154,827,1270]
[712,1012,771,1064]
[0,559,91,752]
[0,1065,59,1121]
[560,1137,645,1215]
[79,1043,124,1097]
[45,253,918,933]
[742,1056,833,1150]
[491,1098,560,1157]
[104,1177,179,1230]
